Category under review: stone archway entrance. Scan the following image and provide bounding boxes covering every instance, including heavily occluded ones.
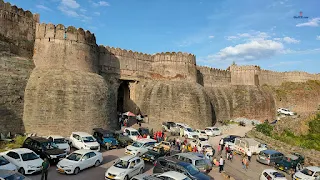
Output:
[117,81,130,113]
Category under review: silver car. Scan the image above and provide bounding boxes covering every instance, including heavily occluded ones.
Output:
[171,153,210,173]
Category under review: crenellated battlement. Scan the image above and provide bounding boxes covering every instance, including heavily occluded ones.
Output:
[35,23,96,45]
[0,0,39,22]
[197,65,230,75]
[153,52,196,65]
[229,64,261,71]
[99,45,153,61]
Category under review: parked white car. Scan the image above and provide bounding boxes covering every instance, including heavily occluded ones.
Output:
[69,132,100,151]
[260,169,287,180]
[0,169,31,180]
[56,149,103,175]
[125,138,157,156]
[48,135,71,153]
[2,148,43,175]
[0,155,16,171]
[195,129,209,140]
[277,108,295,116]
[124,128,141,141]
[189,139,213,152]
[132,171,192,180]
[105,155,145,180]
[183,127,198,139]
[205,127,221,136]
[293,166,320,180]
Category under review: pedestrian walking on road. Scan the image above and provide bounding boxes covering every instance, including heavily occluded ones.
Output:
[218,144,221,155]
[247,149,252,162]
[41,158,50,180]
[219,156,224,173]
[219,139,224,151]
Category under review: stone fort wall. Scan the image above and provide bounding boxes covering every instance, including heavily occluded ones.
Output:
[196,66,231,87]
[0,0,39,58]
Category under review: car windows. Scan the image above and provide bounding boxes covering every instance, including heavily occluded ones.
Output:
[7,152,20,159]
[136,158,141,164]
[158,176,175,180]
[24,138,33,146]
[172,155,179,159]
[167,162,176,170]
[82,153,90,160]
[73,134,80,140]
[89,152,96,158]
[158,159,167,167]
[263,172,272,180]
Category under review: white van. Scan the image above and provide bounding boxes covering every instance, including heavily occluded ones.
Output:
[231,138,267,155]
[125,138,157,156]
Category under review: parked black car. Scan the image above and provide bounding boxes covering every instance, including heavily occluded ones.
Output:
[275,153,305,173]
[114,131,133,147]
[22,137,67,163]
[223,135,241,145]
[141,147,169,163]
[153,157,213,180]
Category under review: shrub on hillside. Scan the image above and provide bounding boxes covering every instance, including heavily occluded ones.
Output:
[255,122,273,136]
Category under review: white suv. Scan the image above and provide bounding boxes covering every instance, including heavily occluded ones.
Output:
[125,138,157,156]
[277,108,295,116]
[48,135,70,153]
[195,129,209,140]
[105,155,145,180]
[124,128,141,141]
[205,127,221,136]
[260,169,287,180]
[69,132,100,151]
[183,127,198,139]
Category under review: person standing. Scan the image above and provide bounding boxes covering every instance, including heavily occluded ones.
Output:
[242,156,247,171]
[219,139,225,151]
[219,156,224,173]
[41,158,50,180]
[247,149,252,162]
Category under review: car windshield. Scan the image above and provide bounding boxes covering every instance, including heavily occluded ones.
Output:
[200,131,206,134]
[83,136,96,143]
[0,156,10,165]
[195,159,206,166]
[300,168,315,176]
[103,133,114,138]
[3,173,26,180]
[42,141,59,150]
[114,159,129,169]
[212,128,219,131]
[185,164,200,175]
[168,123,176,127]
[53,138,67,144]
[131,131,139,136]
[272,172,285,178]
[132,142,143,147]
[21,152,39,161]
[186,128,193,132]
[67,153,82,161]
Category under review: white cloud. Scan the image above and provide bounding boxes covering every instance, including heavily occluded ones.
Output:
[212,39,284,62]
[208,35,214,39]
[282,37,300,44]
[91,0,110,7]
[80,8,87,13]
[58,6,79,17]
[60,0,80,9]
[317,36,320,40]
[268,60,303,67]
[36,5,52,11]
[94,12,100,16]
[225,31,270,41]
[226,36,238,41]
[296,18,320,27]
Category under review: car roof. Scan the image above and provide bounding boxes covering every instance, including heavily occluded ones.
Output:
[93,128,115,134]
[7,148,34,154]
[160,156,180,163]
[286,154,298,160]
[263,169,286,178]
[305,166,320,171]
[124,127,138,131]
[176,153,202,160]
[160,171,187,178]
[28,136,50,143]
[136,138,157,143]
[72,132,92,136]
[262,149,281,154]
[73,149,95,154]
[206,127,218,129]
[0,169,30,179]
[120,155,138,161]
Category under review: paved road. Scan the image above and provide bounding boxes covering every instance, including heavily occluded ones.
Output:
[28,148,224,180]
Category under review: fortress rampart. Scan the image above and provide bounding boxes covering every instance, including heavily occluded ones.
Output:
[0,0,39,58]
[196,66,231,87]
[230,65,261,86]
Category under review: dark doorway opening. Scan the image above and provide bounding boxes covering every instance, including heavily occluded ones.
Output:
[117,81,130,113]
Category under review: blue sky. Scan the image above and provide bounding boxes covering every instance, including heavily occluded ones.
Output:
[8,0,320,73]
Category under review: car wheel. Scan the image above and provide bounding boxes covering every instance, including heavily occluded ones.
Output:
[94,160,100,167]
[139,168,144,174]
[74,167,80,175]
[124,175,129,180]
[18,168,25,175]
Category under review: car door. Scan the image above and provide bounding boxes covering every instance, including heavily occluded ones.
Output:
[128,159,137,177]
[74,134,83,149]
[33,141,45,159]
[5,151,22,168]
[88,152,97,167]
[79,153,91,170]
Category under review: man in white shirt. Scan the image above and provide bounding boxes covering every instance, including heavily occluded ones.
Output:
[219,156,224,173]
[247,149,252,161]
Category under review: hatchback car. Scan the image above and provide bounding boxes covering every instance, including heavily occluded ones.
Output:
[153,157,212,180]
[105,155,145,180]
[257,150,284,166]
[171,153,211,173]
[56,149,103,175]
[293,166,320,180]
[93,128,119,150]
[2,148,43,175]
[260,169,287,180]
[22,136,67,163]
[69,132,100,151]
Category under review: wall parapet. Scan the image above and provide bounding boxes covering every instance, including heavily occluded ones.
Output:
[230,65,261,71]
[0,0,39,23]
[99,45,153,61]
[35,23,96,45]
[153,52,196,65]
[197,65,230,76]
